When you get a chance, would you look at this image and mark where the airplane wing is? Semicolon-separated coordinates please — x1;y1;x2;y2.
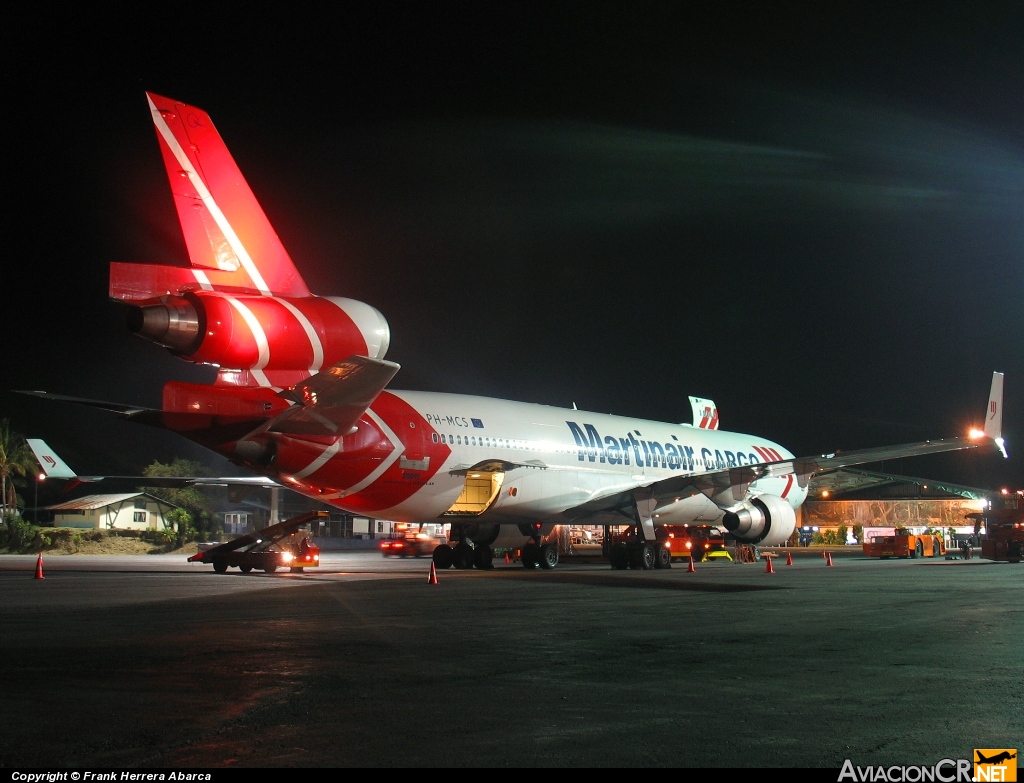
565;372;1005;522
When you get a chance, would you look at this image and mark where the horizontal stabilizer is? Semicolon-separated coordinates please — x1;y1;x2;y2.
266;356;401;436
17;390;156;418
109;261;268;302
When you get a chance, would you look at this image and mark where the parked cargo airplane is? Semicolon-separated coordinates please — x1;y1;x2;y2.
27;93;1007;571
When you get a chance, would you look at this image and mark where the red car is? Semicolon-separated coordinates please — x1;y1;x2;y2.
380;528;444;558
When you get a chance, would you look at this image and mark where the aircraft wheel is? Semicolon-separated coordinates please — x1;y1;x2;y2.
654;545;672;569
629;543;655;570
641;543;656;570
522;542;540;568
213;559;228;574
609;546;628;570
290;566;304;573
240;565;253;573
453;542;475;570
432;544;454;569
474;544;494;570
538;543;559;570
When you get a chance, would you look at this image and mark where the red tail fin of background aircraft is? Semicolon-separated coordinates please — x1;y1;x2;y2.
111;92;310;301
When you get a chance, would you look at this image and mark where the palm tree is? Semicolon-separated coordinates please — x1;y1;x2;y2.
0;419;38;520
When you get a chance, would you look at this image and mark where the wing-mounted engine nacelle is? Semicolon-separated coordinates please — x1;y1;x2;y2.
721;494;796;546
128;292;390;372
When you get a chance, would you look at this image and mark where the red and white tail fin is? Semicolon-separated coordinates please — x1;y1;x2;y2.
111;92;309;301
689;396;720;430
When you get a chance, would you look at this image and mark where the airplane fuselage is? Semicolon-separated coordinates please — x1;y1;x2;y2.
238;390;806;536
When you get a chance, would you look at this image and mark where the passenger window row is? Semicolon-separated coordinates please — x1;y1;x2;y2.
431;432;542;451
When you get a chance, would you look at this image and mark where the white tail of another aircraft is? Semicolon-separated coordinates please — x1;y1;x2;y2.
27;439;77;479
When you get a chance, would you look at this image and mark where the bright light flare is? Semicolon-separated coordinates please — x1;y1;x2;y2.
995;437;1008;458
969;428;985;439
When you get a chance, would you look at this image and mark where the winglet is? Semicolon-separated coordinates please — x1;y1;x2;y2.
984;372;1004;440
979;372;1007;458
26;439;78;479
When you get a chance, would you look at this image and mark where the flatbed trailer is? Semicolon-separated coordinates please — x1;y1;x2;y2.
863;531;945;559
188;510;327;573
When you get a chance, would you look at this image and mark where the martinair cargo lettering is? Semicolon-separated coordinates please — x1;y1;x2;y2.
31;93;1007;573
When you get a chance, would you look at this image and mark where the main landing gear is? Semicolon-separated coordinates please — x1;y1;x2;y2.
432;541;495;570
521;539;558;570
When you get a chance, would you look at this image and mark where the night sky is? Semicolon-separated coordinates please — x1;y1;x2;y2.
5;6;1023;496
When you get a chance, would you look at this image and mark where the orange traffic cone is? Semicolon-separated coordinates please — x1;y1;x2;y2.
687;555;696;572
34;553;45;580
504;551;511;564
822;549;828;559
826;552;834;567
765;555;775;574
786;551;793;566
428;561;438;584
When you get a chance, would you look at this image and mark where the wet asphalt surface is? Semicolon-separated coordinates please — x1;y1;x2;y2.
0;549;1020;768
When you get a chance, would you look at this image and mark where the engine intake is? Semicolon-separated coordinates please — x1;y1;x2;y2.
722;494;797;546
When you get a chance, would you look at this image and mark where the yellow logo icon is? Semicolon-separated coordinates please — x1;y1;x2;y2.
974;749;1017;782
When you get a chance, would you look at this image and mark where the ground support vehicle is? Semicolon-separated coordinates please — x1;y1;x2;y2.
608;526;673;570
380;524;444;558
189;511;326;573
657;524;730;562
966;509;1024;563
862;531;945;559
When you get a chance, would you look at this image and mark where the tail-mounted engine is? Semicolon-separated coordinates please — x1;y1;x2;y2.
129;292;390;376
721;494;797;546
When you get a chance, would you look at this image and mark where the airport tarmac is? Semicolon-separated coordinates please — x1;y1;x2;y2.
0;550;1020;768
